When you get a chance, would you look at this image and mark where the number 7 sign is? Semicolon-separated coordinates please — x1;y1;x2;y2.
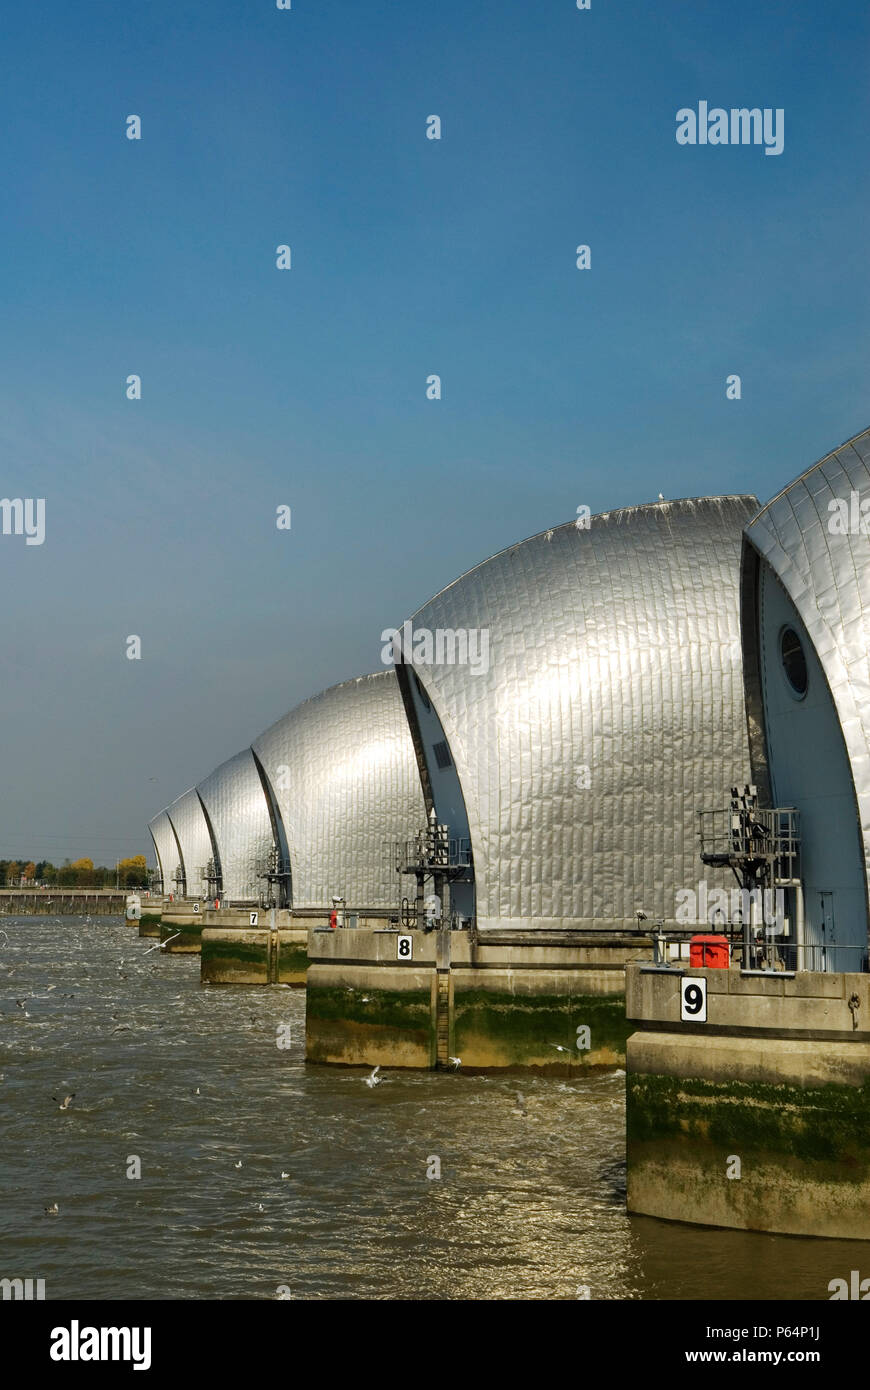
680;975;707;1022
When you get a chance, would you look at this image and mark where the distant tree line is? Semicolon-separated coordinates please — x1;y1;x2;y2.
0;856;149;889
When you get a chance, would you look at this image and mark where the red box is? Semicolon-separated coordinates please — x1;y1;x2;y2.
689;934;730;969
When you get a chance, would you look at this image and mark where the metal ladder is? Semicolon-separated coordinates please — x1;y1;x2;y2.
435;972;450;1067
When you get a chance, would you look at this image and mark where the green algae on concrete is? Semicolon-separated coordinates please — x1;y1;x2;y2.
306;980;435;1068
159;918;204;953
200;930;270;985
276;939;308;986
623;963;870;1236
199;925;308;985
453;988;630;1069
627;1070;870;1174
626;1059;870;1237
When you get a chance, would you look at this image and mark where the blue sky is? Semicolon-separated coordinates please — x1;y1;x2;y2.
0;0;868;864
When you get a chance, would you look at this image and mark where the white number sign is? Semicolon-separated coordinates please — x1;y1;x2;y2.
680;975;707;1023
397;934;413;960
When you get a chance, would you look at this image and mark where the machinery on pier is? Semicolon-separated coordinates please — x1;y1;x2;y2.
698;784;801;970
391;808;473;931
256;845;292;908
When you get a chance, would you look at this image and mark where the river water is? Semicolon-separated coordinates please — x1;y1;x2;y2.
0;915;863;1301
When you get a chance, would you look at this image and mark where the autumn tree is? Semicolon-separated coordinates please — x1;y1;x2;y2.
118;855;147;887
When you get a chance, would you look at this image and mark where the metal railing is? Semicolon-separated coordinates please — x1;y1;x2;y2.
651;927;868;975
698;805;801;884
390;836;472;873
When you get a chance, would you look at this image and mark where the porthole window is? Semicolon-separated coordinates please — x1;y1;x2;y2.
780;626;808;699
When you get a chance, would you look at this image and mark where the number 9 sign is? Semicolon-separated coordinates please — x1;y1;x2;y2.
680;976;707;1023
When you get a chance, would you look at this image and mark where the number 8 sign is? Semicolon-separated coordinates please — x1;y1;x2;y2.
397;934;413;960
680;976;707;1023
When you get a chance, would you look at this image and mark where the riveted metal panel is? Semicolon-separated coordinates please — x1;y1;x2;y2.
148;810;180;895
197;749;275;903
396;496;758;929
252;671;426;910
743;426;870;923
165;788;212;899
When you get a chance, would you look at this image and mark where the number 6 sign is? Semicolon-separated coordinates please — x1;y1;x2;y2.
680;976;707;1023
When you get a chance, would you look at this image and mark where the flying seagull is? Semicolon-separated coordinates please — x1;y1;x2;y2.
548;1043;571;1054
234;1161;242;1169
448;1056;462;1070
142;933;181;956
365;1066;381;1088
52;1094;75;1110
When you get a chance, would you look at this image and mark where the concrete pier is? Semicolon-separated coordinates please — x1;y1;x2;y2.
137;899;167;937
306;927;651;1070
625;962;870;1240
200;908;308;985
158;902;207;953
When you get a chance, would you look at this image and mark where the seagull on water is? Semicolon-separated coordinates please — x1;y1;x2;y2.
365;1066;381;1088
511;1093;527;1117
53;1093;75;1110
195;1088;200;1095
234;1161;242;1169
281;1171;290;1179
44;1203;59;1216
